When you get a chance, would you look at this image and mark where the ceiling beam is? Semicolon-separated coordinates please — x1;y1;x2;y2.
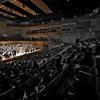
18;0;45;15
0;4;27;17
31;0;53;14
0;11;15;18
3;2;36;18
0;13;17;22
9;0;37;16
0;8;28;22
0;0;9;3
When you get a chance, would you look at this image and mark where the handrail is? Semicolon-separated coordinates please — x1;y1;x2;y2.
0;88;14;97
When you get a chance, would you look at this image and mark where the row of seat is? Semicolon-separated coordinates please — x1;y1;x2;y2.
0;44;66;100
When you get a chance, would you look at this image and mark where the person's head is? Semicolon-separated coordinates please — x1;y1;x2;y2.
76;39;80;44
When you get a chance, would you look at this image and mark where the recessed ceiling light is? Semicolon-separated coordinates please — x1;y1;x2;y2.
66;0;70;2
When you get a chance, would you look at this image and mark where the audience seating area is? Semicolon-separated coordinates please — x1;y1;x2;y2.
0;44;66;100
0;38;100;100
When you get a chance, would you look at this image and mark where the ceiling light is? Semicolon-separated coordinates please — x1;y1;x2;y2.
66;0;70;2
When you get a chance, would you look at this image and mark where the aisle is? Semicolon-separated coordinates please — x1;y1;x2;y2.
96;55;100;100
97;76;100;100
95;55;100;100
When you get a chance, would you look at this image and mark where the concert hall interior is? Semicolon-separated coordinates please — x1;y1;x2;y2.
0;0;100;100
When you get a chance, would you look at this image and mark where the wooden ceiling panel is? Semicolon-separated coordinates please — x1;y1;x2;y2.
0;13;16;21
0;4;26;17
9;0;37;16
0;11;15;18
31;0;53;14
